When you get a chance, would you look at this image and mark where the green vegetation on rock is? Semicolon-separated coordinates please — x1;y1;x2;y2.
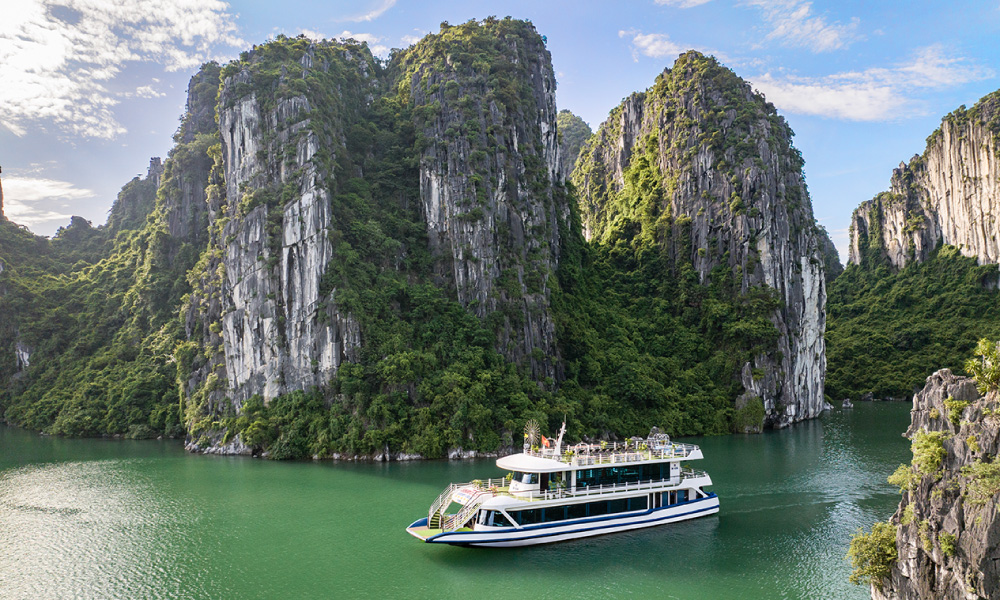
847;521;898;588
826;245;1000;401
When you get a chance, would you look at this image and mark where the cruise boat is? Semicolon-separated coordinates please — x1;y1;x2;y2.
405;423;719;547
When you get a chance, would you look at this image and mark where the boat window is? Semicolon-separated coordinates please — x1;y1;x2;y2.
543;507;566;523
567;502;587;520
608;499;628;514
574;463;668;489
478;510;502;526
513;472;538;485
678;489;688;503
628;496;648;511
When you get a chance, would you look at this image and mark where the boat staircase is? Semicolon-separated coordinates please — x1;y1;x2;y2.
427;484;491;531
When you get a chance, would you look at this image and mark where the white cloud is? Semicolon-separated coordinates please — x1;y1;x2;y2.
344;0;396;23
619;30;722;64
896;44;994;88
337;30;389;57
752;74;904;121
400;34;422;46
746;0;860;53
0;0;244;140
2;176;95;229
620;30;686;61
655;0;712;7
300;29;327;41
751;45;994;121
122;84;166;99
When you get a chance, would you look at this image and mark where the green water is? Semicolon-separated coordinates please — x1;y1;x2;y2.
0;403;911;599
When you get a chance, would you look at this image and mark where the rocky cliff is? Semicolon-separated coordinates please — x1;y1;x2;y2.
556;109;592;177
399;21;567;380
871;368;1000;599
849;91;1000;269
572;51;828;428
183;41;369;411
179;20;569;420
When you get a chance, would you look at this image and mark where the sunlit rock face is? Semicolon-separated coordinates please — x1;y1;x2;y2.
189;45;365;408
850;92;1000;269
573;51;828;428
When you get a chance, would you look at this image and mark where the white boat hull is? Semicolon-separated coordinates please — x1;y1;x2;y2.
407;493;719;547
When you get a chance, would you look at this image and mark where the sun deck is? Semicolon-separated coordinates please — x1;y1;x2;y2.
497;443;702;472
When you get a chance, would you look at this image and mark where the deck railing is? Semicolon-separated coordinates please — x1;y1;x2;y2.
523;442;700;466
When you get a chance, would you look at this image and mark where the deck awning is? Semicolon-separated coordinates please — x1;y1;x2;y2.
496;453;567;473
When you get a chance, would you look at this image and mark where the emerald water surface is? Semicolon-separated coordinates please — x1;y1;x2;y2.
1;403;910;599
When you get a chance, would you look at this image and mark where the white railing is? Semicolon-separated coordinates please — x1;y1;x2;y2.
524;442;700;466
428;478;510;526
442;491;489;531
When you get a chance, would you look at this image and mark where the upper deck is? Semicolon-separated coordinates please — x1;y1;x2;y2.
496;441;703;473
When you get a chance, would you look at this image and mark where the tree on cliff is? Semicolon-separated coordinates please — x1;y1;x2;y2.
966;338;1000;395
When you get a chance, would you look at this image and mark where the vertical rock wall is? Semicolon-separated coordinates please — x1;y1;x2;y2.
849;92;1000;269
198;42;368;406
574;51;828;427
402;20;567;380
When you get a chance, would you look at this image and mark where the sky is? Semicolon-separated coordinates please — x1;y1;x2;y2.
1;1;999;263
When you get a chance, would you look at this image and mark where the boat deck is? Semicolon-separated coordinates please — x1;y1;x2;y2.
523;443;701;466
407;525;471;539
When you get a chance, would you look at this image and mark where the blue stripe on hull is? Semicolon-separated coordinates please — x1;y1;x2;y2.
420;493;719;547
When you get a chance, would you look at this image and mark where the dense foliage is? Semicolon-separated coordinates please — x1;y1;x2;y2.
847;521;899;588
826;245;1000;401
0;164;202;438
847;521;898;588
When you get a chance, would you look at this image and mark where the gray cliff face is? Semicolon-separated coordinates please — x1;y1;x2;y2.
159;64;222;243
573;52;827;428
407;26;566;380
850;92;1000;269
197;44;367;407
874;369;1000;600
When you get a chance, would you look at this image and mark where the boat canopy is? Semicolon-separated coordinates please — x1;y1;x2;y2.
496;452;567;473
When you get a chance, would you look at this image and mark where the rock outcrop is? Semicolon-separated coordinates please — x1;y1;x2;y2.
403;21;567;379
184;41;369;409
573;51;828;428
556;109;592;177
849;91;1000;269
873;368;1000;599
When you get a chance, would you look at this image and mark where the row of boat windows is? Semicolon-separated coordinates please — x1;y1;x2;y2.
479;490;690;527
511;464;676;489
576;464;674;488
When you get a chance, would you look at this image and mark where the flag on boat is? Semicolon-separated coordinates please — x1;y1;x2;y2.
541;436;550;448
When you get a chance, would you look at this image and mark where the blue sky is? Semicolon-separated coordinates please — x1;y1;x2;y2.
2;0;999;263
